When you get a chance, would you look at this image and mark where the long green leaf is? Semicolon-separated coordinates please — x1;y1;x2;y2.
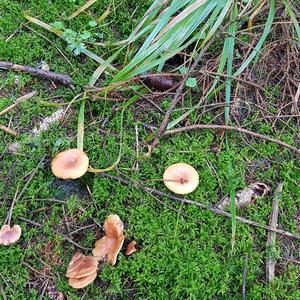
283;0;300;43
167;0;275;129
224;3;237;125
77;99;85;150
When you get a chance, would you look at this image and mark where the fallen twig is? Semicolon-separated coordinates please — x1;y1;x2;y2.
0;91;37;116
100;173;300;240
18;217;91;251
4;185;19;225
242;255;248;300
266;183;283;283
0;61;74;88
165;124;300;154
0;124;18;136
150;38;216;150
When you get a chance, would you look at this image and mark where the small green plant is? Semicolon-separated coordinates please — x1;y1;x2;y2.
51;21;102;56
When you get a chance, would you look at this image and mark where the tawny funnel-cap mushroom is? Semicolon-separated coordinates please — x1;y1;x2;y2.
163;163;199;194
51;149;89;179
92;214;124;266
0;225;21;246
66;252;98;289
125;240;137;256
68;271;97;289
66;253;98;279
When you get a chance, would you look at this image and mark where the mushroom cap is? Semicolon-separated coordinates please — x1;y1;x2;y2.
51;149;89;179
92;215;124;265
68;271;97;289
0;224;22;246
163;163;199;194
125;240;137;256
104;214;124;237
66;253;98;278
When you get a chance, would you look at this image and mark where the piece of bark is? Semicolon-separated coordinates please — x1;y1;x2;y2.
0;61;74;88
217;182;270;210
266;183;283;283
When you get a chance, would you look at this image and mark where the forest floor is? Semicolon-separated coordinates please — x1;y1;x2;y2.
0;1;299;299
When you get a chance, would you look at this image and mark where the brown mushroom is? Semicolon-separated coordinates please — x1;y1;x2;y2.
163;163;199;194
92;214;124;266
68;271;97;289
125;240;137;256
66;254;98;279
0;224;21;246
51;149;89;179
66;252;98;289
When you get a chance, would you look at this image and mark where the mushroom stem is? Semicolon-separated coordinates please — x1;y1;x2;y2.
5;185;19;226
77;99;86;151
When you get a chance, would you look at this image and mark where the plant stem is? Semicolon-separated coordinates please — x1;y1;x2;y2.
77;99;85;150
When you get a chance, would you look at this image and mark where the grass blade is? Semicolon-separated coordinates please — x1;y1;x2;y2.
77;99;85;150
88;93;140;173
224;3;237;125
68;0;98;20
167;0;275;129
283;0;300;43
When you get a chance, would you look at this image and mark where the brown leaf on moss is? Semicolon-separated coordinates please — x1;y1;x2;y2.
217;182;270;210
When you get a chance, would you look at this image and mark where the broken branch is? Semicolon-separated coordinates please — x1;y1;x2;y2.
165;124;300;154
266;183;283;283
0;125;18;136
0;61;74;88
100;173;300;240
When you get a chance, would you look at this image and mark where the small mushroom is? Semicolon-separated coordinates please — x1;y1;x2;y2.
68;272;97;289
66;254;98;279
51;149;89;179
163;163;199;194
0;224;21;246
92;214;124;266
66;252;98;289
125;240;137;256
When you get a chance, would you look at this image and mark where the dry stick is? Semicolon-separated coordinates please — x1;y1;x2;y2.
0;91;37;116
242;255;248;300
165;124;300;154
18;217;91;251
100;173;300;240
266;183;283;283
0;61;74;88
150;38;215;150
0;124;17;136
15;156;46;203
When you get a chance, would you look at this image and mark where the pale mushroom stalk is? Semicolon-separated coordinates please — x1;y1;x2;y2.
0;185;22;246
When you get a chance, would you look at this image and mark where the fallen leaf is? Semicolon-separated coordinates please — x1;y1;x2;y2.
217;182;270;210
92;214;124;265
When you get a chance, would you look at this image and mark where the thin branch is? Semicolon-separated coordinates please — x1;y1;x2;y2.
18;217;91;251
150;38;216;150
266;183;283;283
0;61;74;88
0;91;37;116
100;173;300;240
165;124;300;154
0;124;18;136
